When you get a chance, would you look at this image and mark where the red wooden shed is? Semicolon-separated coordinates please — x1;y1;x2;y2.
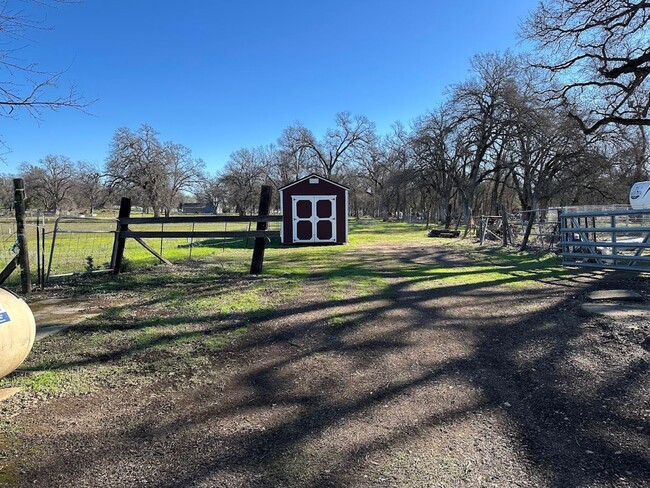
279;174;349;244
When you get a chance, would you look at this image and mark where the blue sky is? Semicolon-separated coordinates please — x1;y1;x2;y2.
0;0;539;174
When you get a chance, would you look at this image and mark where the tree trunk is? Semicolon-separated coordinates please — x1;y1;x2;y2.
519;208;536;251
444;202;453;230
462;200;473;238
501;207;510;247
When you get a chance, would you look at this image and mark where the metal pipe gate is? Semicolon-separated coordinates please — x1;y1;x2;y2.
560;208;650;271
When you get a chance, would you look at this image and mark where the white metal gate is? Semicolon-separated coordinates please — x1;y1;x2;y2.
292;195;337;243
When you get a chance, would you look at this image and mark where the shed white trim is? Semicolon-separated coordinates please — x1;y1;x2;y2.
345;190;349;243
278;173;349;192
280;191;285;244
291;195;337;243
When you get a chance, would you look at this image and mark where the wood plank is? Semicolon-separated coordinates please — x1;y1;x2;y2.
251;185;272;274
121;215;283;225
132;236;173;265
586;290;644;302
427;229;460;238
13;178;30;294
0;255;18;285
112;197;132;275
49;269;113;279
122;230;281;239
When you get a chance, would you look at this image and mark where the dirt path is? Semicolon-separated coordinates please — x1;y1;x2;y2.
2;243;650;487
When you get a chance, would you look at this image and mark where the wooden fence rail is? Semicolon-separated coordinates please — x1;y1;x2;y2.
120;230;280;239
121;215;282;225
112;186;280;275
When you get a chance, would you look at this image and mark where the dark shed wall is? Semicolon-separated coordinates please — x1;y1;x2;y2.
281;178;347;244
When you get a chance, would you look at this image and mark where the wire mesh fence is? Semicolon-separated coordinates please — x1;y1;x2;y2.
41;214;283;280
0;212;20;269
0;212;279;285
0;180;281;288
120;217;283;265
45;216;118;280
0;211;61;285
478;209;562;251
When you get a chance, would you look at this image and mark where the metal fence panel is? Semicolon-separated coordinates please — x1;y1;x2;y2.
560;208;650;271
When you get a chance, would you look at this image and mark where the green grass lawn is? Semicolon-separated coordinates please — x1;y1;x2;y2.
0;215;430;283
0;219;567;398
0;213;280;285
0;215;566;288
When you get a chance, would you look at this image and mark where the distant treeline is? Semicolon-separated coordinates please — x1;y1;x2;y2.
3;1;648;233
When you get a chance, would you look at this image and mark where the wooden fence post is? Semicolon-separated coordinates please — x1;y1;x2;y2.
250;185;272;275
111;197;132;275
13;178;31;294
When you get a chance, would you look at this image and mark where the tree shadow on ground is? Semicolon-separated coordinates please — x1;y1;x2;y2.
14;245;650;487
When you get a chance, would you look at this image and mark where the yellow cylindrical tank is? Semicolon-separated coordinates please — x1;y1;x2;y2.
0;288;35;379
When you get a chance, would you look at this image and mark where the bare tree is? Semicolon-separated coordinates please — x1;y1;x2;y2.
277;127;314;183
492;68;587;213
105;125;166;216
194;172;226;213
252;144;284;190
372;123;418;219
220;148;266;215
20;154;75;211
0;174;13;209
448;53;518;235
355;136;390;217
105;125;204;217
610;126;649;182
159;143;205;216
0;1;89;134
284;112;375;178
411;110;461;228
523;0;650;133
73;161;112;214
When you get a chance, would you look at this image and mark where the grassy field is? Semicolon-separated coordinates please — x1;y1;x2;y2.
0;213;283;285
0;213;477;284
4;220;647;487
0;220;566;397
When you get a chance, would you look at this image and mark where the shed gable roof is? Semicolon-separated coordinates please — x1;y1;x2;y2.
278;173;349;192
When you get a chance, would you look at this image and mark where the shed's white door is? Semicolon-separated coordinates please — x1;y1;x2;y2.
292;196;337;243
